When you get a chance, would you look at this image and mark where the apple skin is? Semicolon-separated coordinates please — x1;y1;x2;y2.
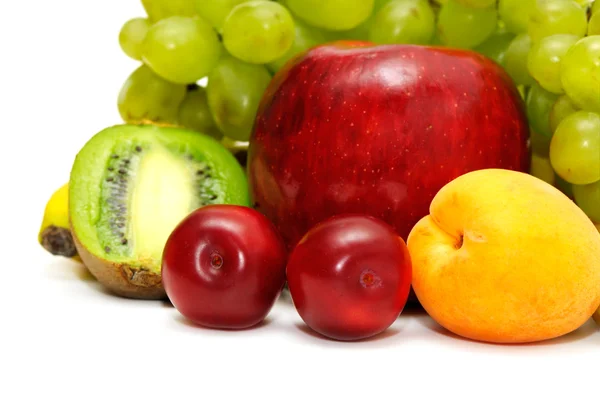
249;42;530;249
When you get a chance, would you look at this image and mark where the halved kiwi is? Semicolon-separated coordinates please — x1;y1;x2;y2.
69;124;249;299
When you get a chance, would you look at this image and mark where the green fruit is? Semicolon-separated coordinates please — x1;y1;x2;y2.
527;34;579;94
573;181;600;224
196;0;254;31
555;174;574;199
474;30;515;66
549;111;600;185
118;65;186;124
527;0;587;42
454;0;495;7
267;20;326;73
560;36;600;113
526;82;558;139
206;55;272;142
142;16;222;84
286;0;375;31
178;85;223;140
69;124;249;299
436;0;497;49
530;129;552;157
549;95;578;133
222;1;295;64
504;34;535;86
141;0;198;22
118;18;150;61
499;0;535;34
589;11;600;36
530;152;556;186
368;0;436;45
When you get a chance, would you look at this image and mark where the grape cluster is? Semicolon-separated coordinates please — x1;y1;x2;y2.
117;0;600;224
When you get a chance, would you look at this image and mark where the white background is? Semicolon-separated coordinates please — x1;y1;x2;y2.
0;1;598;397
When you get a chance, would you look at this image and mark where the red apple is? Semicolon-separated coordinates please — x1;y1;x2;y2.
249;42;530;250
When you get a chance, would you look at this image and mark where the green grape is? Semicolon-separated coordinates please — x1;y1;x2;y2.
142;16;222;84
530;129;552;156
593;0;600;14
549;111;600;185
549;95;579;133
527;34;579;94
206;56;272;141
527;83;559;138
573;181;600;223
555;175;574;198
530;152;556;185
589;12;600;36
560;36;600;113
267;21;326;73
373;0;394;11
437;1;497;49
499;0;535;33
333;21;372;41
196;0;254;31
178;86;223;140
286;0;375;31
454;0;496;7
517;85;528;100
141;0;197;22
504;34;535;86
223;1;295;64
474;30;516;66
430;33;443;46
517;84;530;101
336;3;379;41
329;0;392;40
119;18;150;61
368;0;435;45
118;65;186;124
528;0;587;42
317;28;343;43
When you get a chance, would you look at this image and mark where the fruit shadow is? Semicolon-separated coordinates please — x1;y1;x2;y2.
174;313;274;333
44;257;95;282
277;286;294;306
416;313;598;347
292;301;425;347
294;323;402;346
44;258;175;304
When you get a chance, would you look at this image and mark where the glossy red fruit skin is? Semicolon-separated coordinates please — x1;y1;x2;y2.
286;215;412;341
162;205;287;329
249;42;530;250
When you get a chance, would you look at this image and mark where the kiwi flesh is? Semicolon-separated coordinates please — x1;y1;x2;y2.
69;124;249;299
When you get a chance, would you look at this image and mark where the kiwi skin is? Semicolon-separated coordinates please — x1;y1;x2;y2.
72;229;166;300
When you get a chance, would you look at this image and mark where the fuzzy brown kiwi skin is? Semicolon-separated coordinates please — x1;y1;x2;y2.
71;228;166;300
